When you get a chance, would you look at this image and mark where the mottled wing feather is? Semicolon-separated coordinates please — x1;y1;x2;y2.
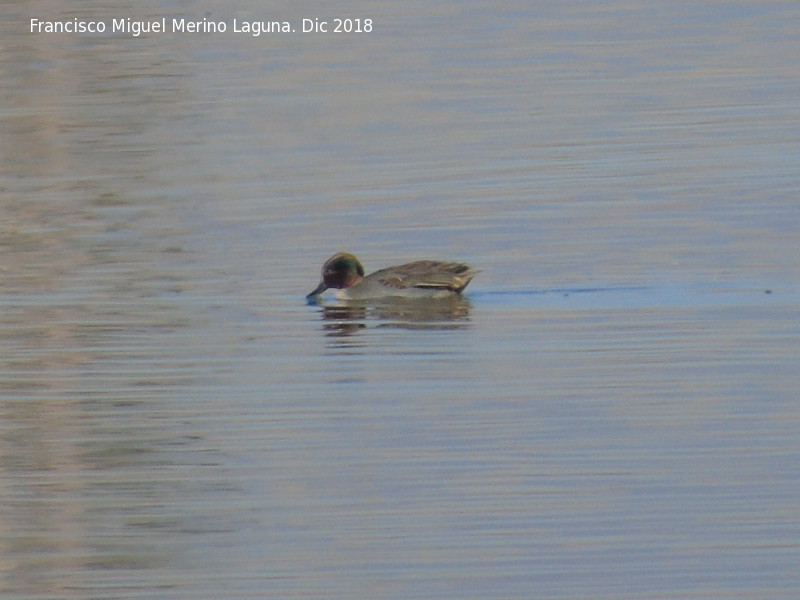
377;275;410;289
376;261;477;292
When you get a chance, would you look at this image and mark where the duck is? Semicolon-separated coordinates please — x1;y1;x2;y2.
307;252;478;300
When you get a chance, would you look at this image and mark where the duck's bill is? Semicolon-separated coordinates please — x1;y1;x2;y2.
306;281;328;299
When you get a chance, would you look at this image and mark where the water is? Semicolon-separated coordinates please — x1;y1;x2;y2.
2;1;799;598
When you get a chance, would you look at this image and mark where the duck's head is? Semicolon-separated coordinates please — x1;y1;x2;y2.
306;252;366;298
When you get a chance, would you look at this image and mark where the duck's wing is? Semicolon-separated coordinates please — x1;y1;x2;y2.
374;261;478;292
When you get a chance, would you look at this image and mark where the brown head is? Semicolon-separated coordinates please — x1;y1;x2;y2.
306;252;366;298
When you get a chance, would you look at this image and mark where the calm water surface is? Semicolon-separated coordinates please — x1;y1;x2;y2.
2;1;799;599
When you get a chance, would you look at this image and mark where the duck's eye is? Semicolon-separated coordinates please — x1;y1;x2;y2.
328;257;363;277
327;258;348;274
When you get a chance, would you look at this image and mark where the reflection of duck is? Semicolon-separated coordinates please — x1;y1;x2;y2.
307;252;479;301
318;296;473;335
